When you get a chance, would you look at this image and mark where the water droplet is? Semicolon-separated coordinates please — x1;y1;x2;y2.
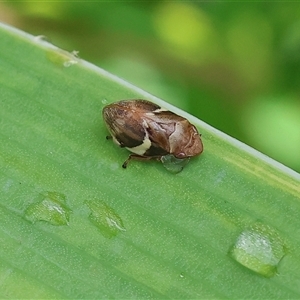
63;60;78;68
86;200;126;238
230;223;286;277
102;98;108;105
46;48;79;68
34;35;50;42
24;191;71;226
160;154;190;173
71;50;79;57
179;273;184;278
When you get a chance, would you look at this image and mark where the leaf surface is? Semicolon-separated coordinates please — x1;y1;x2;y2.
1;23;300;299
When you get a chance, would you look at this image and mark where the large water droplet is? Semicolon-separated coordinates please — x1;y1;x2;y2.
24;191;71;226
160;154;190;173
86;201;126;238
231;223;286;277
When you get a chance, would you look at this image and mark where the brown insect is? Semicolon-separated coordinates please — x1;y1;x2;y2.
102;99;203;169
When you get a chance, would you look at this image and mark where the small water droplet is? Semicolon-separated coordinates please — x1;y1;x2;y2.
24;191;71;226
86;200;126;238
160;154;190;173
71;50;79;57
102;98;108;105
179;273;184;278
46;48;79;68
34;35;50;42
63;61;76;67
230;223;286;277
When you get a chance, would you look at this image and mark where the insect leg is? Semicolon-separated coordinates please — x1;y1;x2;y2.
122;154;153;169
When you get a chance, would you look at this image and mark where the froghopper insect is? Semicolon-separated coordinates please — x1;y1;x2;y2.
102;99;203;170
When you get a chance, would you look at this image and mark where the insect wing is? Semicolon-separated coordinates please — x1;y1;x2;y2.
103;103;146;148
169;120;203;158
142;111;178;156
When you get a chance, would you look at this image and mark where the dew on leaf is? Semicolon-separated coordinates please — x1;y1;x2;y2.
34;35;50;42
46;48;79;67
86;200;126;238
24;191;71;226
102;98;108;105
230;223;286;277
160;154;190;173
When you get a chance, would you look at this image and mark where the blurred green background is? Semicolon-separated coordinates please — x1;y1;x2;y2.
1;1;300;173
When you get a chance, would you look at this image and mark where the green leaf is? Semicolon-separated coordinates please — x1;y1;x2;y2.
1;23;300;299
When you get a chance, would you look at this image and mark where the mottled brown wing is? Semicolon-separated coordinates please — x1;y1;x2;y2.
113;99;160;113
102;102;146;148
169;120;203;157
142;111;183;156
144;111;203;158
